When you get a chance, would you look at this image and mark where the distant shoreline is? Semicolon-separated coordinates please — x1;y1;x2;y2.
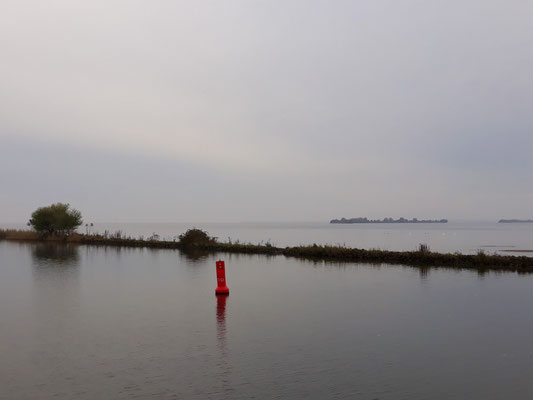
2;228;533;272
498;219;533;223
330;217;448;224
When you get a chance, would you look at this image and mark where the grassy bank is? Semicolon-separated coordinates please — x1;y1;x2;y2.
1;228;533;272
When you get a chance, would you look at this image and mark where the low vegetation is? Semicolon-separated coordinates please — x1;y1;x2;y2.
1;228;533;272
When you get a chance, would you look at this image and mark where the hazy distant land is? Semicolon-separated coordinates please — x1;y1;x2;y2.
330;217;448;224
498;219;533;223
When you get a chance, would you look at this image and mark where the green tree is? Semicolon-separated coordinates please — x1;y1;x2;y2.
28;203;83;236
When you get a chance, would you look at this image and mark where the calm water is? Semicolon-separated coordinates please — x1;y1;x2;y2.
1;241;533;399
4;221;533;255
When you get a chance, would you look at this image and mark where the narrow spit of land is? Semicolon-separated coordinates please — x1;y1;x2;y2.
1;229;533;273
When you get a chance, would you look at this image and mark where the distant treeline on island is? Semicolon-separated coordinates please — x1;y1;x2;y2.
499;219;533;223
330;217;448;224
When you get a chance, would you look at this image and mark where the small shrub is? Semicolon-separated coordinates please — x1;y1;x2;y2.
178;228;217;247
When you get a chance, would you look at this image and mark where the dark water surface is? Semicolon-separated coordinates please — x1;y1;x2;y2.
1;241;533;399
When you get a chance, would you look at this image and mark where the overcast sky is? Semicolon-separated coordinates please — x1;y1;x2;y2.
1;0;532;222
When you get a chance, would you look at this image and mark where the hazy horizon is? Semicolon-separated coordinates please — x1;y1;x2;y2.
1;1;532;223
0;218;527;225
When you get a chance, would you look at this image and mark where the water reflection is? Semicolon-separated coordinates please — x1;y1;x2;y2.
419;266;430;281
30;243;80;287
31;243;80;272
216;294;228;353
180;247;210;262
29;244;81;360
215;294;232;397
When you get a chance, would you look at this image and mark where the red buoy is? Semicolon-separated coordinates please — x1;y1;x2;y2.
215;260;229;295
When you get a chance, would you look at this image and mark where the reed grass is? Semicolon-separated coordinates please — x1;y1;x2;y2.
0;229;41;240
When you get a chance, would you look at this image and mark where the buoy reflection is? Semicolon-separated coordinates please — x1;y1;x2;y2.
216;294;228;353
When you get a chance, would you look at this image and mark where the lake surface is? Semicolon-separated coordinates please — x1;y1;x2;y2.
1;240;533;399
4;221;533;255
